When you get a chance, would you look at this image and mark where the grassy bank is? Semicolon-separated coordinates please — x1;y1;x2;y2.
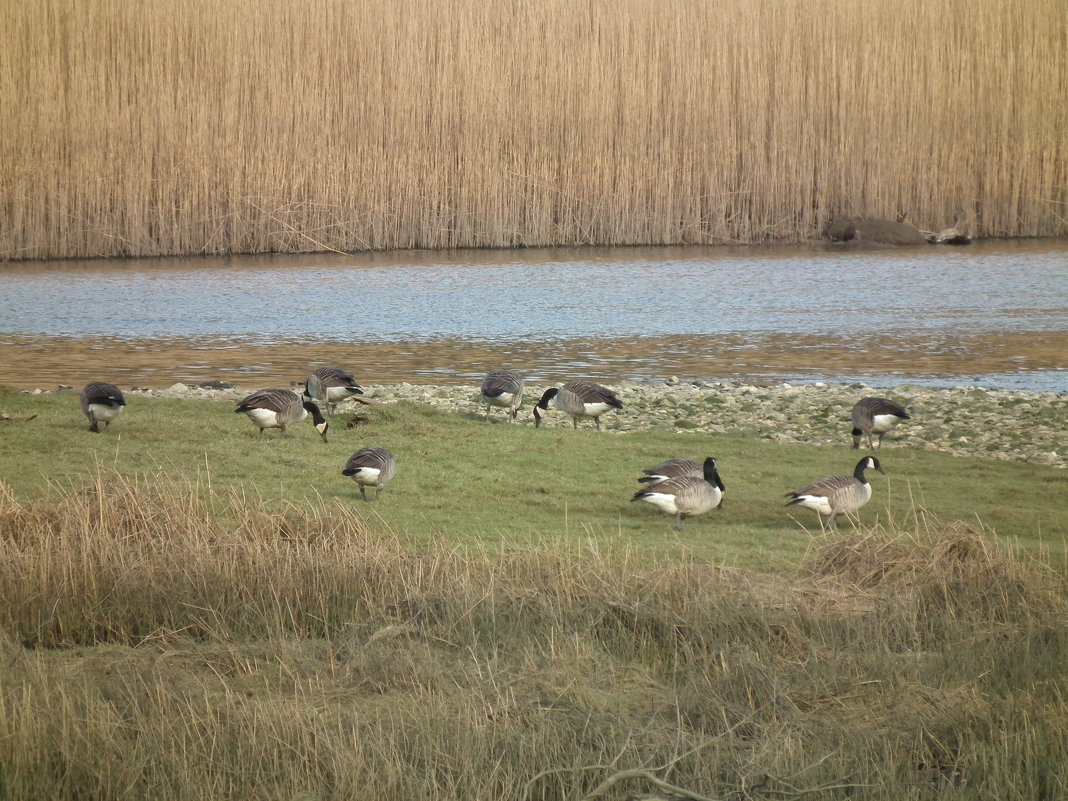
2;387;1067;798
2;0;1066;259
2;475;1067;799
1;386;1065;566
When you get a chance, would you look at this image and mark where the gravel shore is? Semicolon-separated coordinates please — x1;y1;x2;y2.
43;377;1060;470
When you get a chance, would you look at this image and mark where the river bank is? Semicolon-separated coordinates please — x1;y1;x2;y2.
20;378;1066;469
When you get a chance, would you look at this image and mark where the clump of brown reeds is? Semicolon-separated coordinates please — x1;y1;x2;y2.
1;473;1066;800
804;518;1065;609
1;0;1065;260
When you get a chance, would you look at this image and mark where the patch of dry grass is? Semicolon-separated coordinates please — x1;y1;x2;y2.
1;472;1066;799
1;0;1065;259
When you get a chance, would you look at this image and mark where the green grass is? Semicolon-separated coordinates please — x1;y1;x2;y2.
1;385;1065;571
2;385;1068;800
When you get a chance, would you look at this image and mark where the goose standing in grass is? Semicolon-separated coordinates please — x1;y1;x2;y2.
637;457;703;486
342;447;396;501
533;381;623;430
632;456;725;531
785;456;884;531
480;369;524;422
234;388;329;442
304;367;365;416
80;381;126;433
851;397;911;449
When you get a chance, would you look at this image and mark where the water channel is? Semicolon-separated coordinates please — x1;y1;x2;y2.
2;239;1066;392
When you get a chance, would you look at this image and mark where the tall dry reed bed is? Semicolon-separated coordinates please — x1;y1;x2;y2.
1;0;1065;260
1;474;1066;799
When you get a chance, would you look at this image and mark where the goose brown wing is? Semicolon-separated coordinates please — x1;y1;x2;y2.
639;458;702;483
236;388;298;413
481;370;523;397
314;367;359;388
854;397;909;422
648;475;720;515
308;368;362;398
81;382;125;407
565;381;623;408
789;474;856;499
345;447;397;482
674;476;722;515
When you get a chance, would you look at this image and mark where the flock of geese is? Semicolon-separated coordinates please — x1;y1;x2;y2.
76;367;912;532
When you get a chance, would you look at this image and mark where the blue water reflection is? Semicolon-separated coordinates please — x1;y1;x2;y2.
6;241;1066;341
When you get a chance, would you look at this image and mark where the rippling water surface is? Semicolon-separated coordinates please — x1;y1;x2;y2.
2;240;1066;391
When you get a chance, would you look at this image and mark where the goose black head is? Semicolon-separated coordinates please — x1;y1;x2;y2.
702;456;726;493
851;426;864;449
701;456;719;480
535;387;559;409
533;388;560;427
304;400;329;443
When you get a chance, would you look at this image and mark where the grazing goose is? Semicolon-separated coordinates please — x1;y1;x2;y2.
637;457;702;486
234;388;329;442
480;369;525;422
632;456;726;531
785;456;884;531
851;397;910;449
533;381;623;430
80;381;126;433
304;367;365;416
342;447;397;501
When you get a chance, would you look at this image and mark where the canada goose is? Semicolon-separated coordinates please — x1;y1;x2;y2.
632;456;725;531
304;367;365;416
851;397;910;449
533;381;623;430
80;381;126;433
480;369;524;422
342;447;397;501
785;456;884;531
637;457;702;486
235;388;328;442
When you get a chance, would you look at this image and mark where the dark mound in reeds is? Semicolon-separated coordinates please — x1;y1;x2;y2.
824;217;930;245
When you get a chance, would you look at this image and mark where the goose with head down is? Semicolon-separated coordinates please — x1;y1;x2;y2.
342;447;397;501
480;369;524;422
533;381;623;431
235;388;329;442
851;397;910;449
304;367;365;416
80;381;126;433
